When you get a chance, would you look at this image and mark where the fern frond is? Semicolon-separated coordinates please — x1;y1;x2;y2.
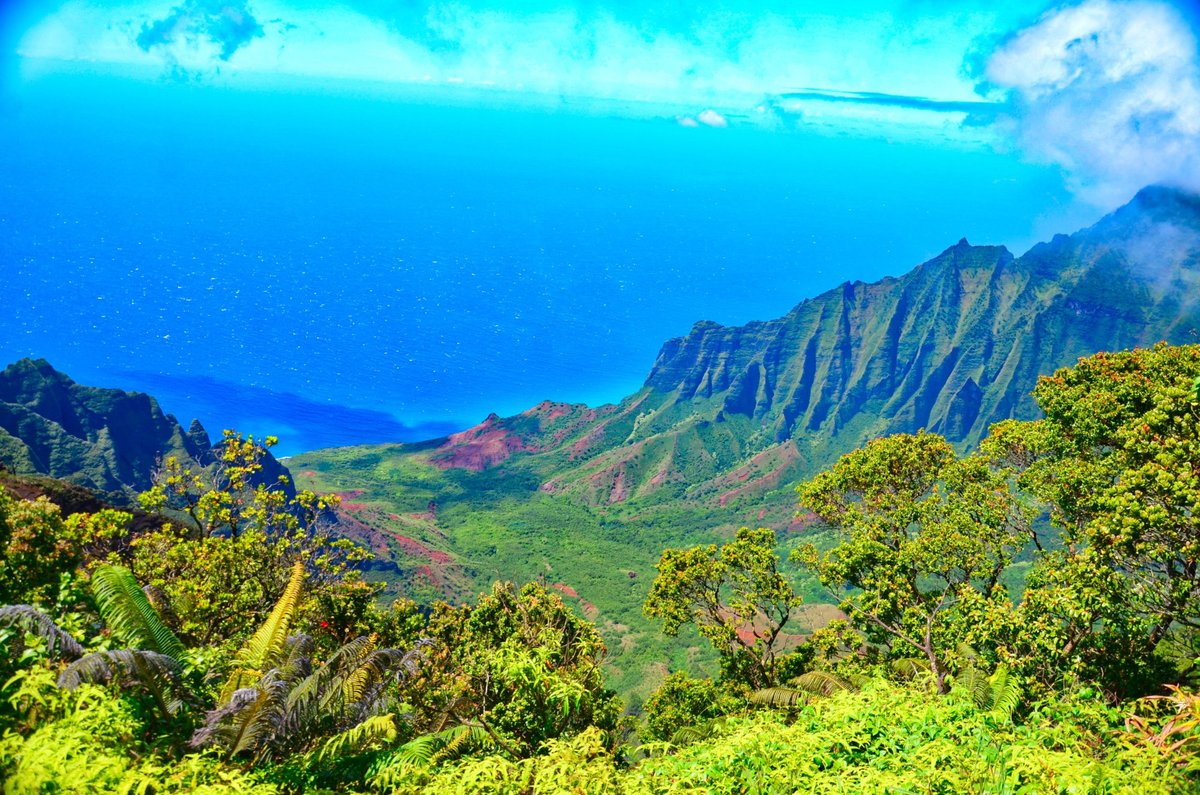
750;686;807;707
311;714;399;764
89;565;186;661
671;716;728;745
790;670;858;696
433;724;492;763
951;666;992;710
389;733;440;767
383;723;492;769
0;604;83;659
219;562;306;704
989;665;1022;722
193;678;289;759
955;642;981;664
59;650;185;715
890;658;930;680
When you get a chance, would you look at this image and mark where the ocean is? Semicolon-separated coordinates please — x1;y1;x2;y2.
0;73;1087;454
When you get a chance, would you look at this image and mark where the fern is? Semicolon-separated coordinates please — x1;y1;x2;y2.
193;678;289;760
89;565;186;661
378;723;493;772
791;670;858;696
310;714;399;764
219;562;305;704
669;716;729;746
890;658;930;680
951;666;993;710
0;604;83;659
988;665;1022;722
58;650;186;717
749;687;808;707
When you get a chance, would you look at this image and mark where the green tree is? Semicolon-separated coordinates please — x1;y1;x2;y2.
0;489;82;605
414;581;622;758
641;672;740;743
644;527;801;689
982;343;1200;691
132;431;368;648
795;432;1028;693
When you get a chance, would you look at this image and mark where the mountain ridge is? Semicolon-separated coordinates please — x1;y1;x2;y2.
0;358;293;501
396;185;1200;507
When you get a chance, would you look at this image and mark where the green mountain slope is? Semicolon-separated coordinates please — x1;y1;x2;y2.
289;185;1200;697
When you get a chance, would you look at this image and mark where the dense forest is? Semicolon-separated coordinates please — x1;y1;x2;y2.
4;342;1200;793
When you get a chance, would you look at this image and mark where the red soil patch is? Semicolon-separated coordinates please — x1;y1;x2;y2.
551;582;579;599
431;414;526;471
301;470;317;478
717;442;800;506
608;466;629;503
390;532;452;564
415;564;441;588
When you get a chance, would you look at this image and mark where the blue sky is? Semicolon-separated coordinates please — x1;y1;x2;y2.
2;1;1199;452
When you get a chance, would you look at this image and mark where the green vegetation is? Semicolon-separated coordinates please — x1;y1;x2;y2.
6;343;1200;792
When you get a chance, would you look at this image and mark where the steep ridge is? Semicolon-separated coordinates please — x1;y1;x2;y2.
413;186;1200;506
0;358;293;501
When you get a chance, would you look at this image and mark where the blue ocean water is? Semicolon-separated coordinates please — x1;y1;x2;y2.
0;74;1087;454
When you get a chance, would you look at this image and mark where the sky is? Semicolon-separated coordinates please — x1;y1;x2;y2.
1;0;1199;453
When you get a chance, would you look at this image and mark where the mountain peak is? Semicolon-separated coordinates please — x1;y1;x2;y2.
1130;184;1200;213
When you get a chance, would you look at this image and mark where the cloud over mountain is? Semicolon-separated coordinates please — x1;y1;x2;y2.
979;0;1200;204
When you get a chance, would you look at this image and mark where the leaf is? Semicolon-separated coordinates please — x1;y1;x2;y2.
88;565;186;661
951;666;992;711
311;714;399;764
790;670;858;696
219;561;306;704
59;649;186;716
749;686;807;707
890;658;930;680
0;604;83;659
988;665;1022;722
192;678;289;759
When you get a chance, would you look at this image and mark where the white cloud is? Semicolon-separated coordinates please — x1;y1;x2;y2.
696;108;728;127
14;1;1041;140
981;0;1200;204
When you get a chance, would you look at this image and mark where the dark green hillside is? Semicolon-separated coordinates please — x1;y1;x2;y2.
0;358;292;503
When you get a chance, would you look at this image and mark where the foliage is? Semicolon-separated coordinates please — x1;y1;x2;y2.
795;432;1029;692
0;490;80;605
624;680;1185;794
980;343;1200;695
89;564;187;661
1123;686;1200;772
131;431;368;649
411;581;623;759
645;527;802;688
641;672;741;743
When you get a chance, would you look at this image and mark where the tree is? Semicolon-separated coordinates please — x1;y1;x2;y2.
0;489;80;605
413;581;622;758
641;673;740;743
795;432;1028;693
982;343;1200;689
644;527;801;689
131;430;368;647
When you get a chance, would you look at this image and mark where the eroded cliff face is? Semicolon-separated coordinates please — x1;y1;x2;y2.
0;359;294;501
427;186;1200;505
